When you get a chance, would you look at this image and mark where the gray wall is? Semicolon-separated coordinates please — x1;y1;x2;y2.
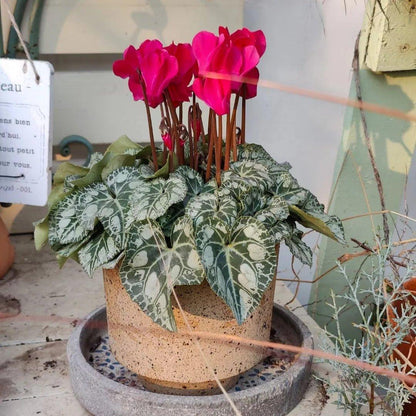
244;0;365;304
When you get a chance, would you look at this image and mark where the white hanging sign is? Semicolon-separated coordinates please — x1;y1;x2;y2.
0;58;53;206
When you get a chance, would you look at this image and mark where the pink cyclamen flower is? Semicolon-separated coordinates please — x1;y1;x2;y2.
226;26;266;99
164;43;197;108
113;40;179;108
162;132;173;151
113;45;145;101
192;30;241;115
191;27;266;115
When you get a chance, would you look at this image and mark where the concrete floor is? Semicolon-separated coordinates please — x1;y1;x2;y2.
0;234;341;416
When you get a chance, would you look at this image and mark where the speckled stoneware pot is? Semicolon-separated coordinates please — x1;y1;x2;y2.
103;267;277;395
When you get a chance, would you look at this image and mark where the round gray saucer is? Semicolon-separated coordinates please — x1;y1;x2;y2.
67;304;313;416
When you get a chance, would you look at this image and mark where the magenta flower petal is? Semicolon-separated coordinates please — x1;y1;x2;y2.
162;132;173;151
165;43;196;107
128;74;144;101
192;31;220;72
242;67;259;99
141;50;178;107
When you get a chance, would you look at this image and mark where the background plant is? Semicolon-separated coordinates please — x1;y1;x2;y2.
319;241;416;415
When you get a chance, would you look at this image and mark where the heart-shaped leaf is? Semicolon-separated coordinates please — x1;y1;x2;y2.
127;175;187;222
79;231;121;276
186;192;238;228
196;216;277;324
172;166;204;200
255;195;290;228
120;216;205;331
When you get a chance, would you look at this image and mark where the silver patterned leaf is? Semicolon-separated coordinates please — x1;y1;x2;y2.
171;165;204;200
102;251;125;270
79;232;121;276
186;192;238;228
87;152;104;168
238;188;269;217
120;216;205;331
48;182;124;247
255;195;290;228
284;233;313;267
227;160;274;192
127;175;187;222
48;188;95;246
196;216;277;324
271;221;294;242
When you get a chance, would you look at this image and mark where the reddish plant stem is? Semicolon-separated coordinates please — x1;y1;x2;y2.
205;110;215;182
140;79;158;171
224;112;231;171
165;94;184;166
179;104;183;124
216;115;222;185
227;94;240;168
188;107;194;170
240;85;246;147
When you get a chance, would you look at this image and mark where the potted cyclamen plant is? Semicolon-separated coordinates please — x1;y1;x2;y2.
35;27;345;395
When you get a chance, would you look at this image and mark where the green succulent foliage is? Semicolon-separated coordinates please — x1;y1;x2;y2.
120;216;205;331
196;216;277;324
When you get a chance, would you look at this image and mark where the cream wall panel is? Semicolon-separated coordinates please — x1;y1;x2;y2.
52;70;149;144
39;0;243;54
365;0;416;72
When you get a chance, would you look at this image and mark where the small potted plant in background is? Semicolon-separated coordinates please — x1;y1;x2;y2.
35;26;345;395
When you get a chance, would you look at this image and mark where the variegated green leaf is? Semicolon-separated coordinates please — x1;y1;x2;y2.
238;188;269;217
120;216;205;331
196;216;276;324
53;162;89;186
270;221;294;242
172;166;204;200
158;203;185;237
48;188;94;245
79;232;121;276
87;152;104;168
200;178;218;194
284;232;313;267
236;144;292;180
48;182;124;246
101;154;136;180
237;143;275;162
34;216;49;250
102;251;125;270
289;205;345;244
255;195;290;228
225;160;274;193
104;135;143;156
55;234;93;268
186;192;238;227
127;175;187;222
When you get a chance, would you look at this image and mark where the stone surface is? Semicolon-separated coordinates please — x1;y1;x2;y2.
68;305;313;416
0;234;343;416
